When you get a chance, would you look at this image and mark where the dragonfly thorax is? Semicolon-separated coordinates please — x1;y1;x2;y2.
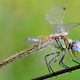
49;32;68;39
59;32;68;36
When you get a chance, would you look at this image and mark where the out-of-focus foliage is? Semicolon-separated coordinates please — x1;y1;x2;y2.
0;0;80;80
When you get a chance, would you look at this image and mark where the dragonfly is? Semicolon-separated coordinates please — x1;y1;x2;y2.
27;6;80;73
0;6;80;73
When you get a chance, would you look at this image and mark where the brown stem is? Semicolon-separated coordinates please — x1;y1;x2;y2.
32;64;80;80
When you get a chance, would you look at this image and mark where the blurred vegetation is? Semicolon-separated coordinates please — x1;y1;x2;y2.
0;0;80;80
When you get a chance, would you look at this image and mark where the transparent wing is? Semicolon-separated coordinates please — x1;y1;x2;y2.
64;23;80;32
27;36;51;45
27;36;57;48
46;6;66;25
45;6;66;33
27;36;42;45
52;23;80;33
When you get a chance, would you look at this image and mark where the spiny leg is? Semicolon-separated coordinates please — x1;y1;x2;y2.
49;53;59;72
45;54;52;73
72;52;80;65
45;53;55;73
59;55;69;69
72;59;80;64
45;52;60;73
48;53;60;73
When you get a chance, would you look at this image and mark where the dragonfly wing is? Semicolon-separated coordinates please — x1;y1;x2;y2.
37;39;59;54
64;23;80;32
27;36;51;45
53;24;65;33
45;6;66;33
27;36;57;49
27;36;41;45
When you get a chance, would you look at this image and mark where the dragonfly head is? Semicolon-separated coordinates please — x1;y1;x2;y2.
72;40;80;52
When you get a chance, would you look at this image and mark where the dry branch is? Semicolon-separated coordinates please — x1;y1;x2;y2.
32;64;80;80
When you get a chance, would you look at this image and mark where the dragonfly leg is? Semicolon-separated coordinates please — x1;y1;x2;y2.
45;51;60;73
72;59;80;64
72;52;80;65
59;55;69;69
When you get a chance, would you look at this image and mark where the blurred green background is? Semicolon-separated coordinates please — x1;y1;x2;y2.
0;0;80;80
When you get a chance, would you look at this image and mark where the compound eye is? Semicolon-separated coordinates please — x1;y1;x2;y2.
72;41;80;52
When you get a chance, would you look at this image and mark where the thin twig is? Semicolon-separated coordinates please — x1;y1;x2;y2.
32;64;80;80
